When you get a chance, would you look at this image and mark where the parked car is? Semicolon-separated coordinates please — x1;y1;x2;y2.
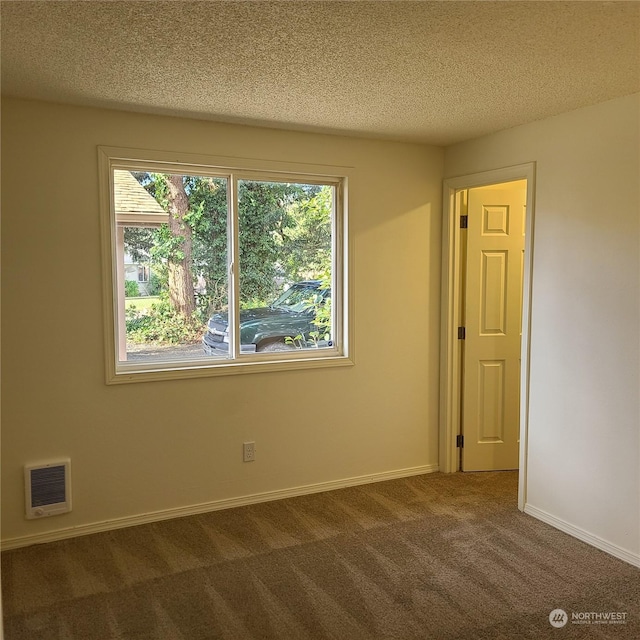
202;280;331;354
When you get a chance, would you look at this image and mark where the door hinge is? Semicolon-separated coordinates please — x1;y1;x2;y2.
458;326;466;340
456;435;464;448
460;215;468;229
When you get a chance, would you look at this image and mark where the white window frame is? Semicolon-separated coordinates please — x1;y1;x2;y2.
98;146;352;384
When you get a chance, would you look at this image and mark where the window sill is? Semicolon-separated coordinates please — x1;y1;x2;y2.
107;352;354;385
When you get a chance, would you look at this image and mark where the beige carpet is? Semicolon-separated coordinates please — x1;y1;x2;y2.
2;472;638;639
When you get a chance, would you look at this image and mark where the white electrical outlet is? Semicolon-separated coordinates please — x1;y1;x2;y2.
243;441;256;462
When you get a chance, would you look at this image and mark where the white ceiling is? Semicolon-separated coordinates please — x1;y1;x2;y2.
2;1;639;145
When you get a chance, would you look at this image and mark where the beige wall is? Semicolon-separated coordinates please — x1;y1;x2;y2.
5;94;636;563
1;98;443;543
446;94;640;560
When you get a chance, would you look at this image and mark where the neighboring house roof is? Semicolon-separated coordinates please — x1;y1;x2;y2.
114;170;168;227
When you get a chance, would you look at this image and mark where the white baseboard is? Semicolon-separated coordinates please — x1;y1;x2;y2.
524;504;640;568
1;464;439;551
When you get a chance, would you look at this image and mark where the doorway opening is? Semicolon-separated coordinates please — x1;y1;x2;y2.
439;164;535;511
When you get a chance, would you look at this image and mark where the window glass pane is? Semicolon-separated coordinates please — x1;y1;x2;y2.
236;180;333;354
114;170;229;364
136;265;150;283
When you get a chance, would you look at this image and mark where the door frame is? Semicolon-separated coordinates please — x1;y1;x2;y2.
439;163;536;511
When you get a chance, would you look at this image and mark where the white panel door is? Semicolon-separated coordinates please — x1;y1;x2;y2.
462;182;526;471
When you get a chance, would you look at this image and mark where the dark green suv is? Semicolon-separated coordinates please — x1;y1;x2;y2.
202;281;331;354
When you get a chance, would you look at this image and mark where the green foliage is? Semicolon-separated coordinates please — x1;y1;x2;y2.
311;275;332;341
185;175;228;311
125;298;203;344
284;278;332;349
238;180;308;303
239;295;270;310
278;186;332;281
125;172;333;346
123;227;154;263
124;280;140;298
147;271;163;296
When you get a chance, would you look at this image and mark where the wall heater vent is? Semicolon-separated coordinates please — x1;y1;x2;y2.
25;460;72;519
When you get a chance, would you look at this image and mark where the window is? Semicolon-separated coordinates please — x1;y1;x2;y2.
137;265;150;283
99;148;349;383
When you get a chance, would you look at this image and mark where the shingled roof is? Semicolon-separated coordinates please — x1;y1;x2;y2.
114;170;168;226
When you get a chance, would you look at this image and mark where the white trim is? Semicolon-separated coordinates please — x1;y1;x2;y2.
524;504;640;568
99;145;355;177
0;464;439;551
439;163;536;513
107;353;354;385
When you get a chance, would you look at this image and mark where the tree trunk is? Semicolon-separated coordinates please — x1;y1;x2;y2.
166;175;196;318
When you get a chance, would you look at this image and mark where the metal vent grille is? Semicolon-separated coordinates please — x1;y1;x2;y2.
25;460;71;518
30;465;66;507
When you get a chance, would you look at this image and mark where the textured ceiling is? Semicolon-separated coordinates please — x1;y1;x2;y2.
2;1;639;145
